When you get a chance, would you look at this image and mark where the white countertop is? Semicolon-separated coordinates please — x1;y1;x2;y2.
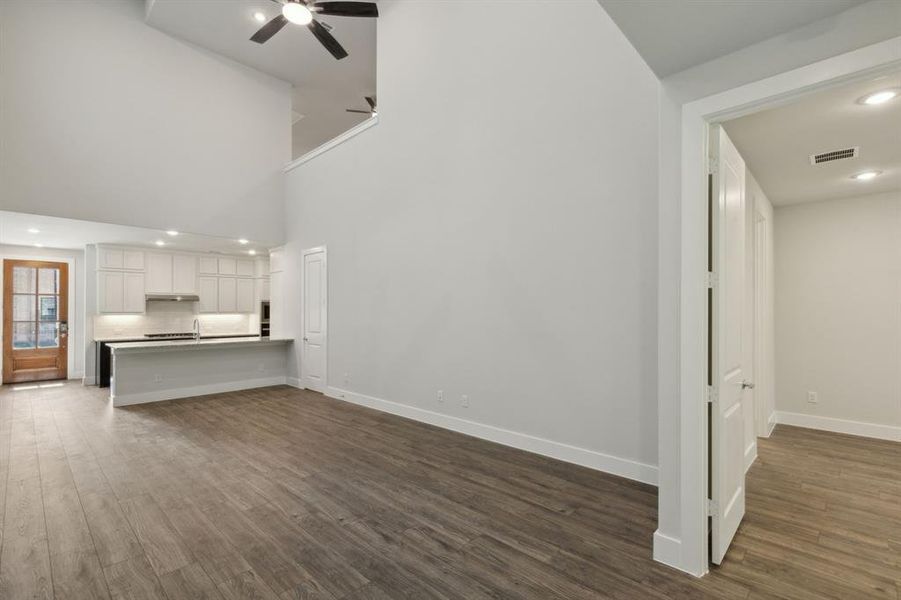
108;337;292;353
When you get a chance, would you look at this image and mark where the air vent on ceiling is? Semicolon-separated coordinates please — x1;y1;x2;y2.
809;146;859;165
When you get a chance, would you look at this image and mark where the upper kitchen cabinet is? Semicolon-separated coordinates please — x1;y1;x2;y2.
98;271;145;314
99;247;144;271
199;256;218;275
146;252;198;294
218;257;237;276
145;252;174;294
172;254;197;294
236;259;254;277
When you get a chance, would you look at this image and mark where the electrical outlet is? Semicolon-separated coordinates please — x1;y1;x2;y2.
461;394;469;408
257;363;265;373
807;391;818;404
153;374;162;383
437;390;444;403
344;372;350;385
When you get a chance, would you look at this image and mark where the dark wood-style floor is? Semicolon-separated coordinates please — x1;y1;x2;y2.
0;383;898;599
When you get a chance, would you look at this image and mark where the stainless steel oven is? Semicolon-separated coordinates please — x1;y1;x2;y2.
260;301;270;337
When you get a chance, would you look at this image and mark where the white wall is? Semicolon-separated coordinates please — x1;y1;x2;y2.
0;245;85;380
284;0;660;482
775;191;900;434
0;0;291;243
654;3;899;568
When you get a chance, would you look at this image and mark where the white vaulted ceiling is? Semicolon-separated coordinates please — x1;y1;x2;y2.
144;0;376;155
597;0;867;77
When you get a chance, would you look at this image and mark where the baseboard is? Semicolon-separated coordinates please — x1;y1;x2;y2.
83;375;96;386
286;377;303;389
112;376;287;407
775;411;901;442
653;530;686;573
69;371;84;380
765;412;776;437
323;386;658;486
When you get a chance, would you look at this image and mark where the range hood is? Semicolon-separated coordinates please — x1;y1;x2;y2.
145;293;200;302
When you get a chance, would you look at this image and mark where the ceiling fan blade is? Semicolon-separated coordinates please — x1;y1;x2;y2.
250;14;289;44
308;19;348;59
346;109;371;114
365;96;376;110
312;2;379;17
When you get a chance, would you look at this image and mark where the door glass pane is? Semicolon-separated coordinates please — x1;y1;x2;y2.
38;322;59;348
38;268;59;294
13;267;36;293
13;294;36;320
39;296;58;321
12;322;36;349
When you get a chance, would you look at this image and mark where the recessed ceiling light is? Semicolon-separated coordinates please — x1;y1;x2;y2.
859;89;898;105
851;170;881;181
27;228;40;234
34;243;44;248
253;11;266;22
238;238;249;245
155;240;166;246
248;249;257;255
166;230;179;236
282;2;312;25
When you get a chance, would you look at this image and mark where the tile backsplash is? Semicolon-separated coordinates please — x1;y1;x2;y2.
93;302;255;340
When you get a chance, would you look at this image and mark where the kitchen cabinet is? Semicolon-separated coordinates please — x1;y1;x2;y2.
99;248;145;271
146;253;197;295
198;277;218;313
146;253;173;293
236;278;254;313
217;277;237;313
236;259;254;277
199;256;218;275
172;254;197;294
99;271;145;314
218;258;237;276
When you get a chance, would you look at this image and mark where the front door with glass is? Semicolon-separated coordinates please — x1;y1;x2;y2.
2;260;68;383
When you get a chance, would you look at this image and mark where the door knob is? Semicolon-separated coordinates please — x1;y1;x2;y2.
741;380;755;390
303;337;308;341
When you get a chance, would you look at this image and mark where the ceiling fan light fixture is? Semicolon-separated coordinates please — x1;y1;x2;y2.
282;2;313;25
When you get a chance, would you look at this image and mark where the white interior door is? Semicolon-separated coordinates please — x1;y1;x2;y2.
710;125;747;565
302;247;327;392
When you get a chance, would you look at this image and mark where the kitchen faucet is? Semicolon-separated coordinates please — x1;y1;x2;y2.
193;318;200;340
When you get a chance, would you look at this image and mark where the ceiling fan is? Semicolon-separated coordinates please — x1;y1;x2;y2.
346;96;376;115
251;1;378;60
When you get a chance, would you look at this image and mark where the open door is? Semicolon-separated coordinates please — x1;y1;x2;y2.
709;125;748;564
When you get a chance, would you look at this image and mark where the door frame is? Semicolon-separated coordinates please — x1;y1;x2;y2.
2;259;70;383
0;252;79;383
666;38;901;577
752;210;771;439
300;245;327;392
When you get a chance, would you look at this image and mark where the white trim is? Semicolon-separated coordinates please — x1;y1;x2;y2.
653;531;683;572
323;385;659;486
765;412;776;437
284;116;379;172
775;411;901;442
671;37;901;578
0;252;79;381
111;375;287;407
286;376;303;389
83;375;96;386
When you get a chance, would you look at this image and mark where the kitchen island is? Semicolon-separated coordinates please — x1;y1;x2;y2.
108;337;293;406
